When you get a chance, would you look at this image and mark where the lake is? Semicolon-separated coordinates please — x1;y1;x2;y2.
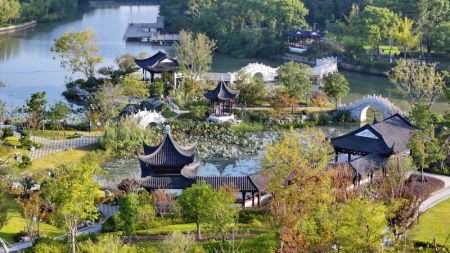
0;3;446;113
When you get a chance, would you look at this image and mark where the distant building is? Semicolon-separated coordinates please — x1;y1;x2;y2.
287;29;327;53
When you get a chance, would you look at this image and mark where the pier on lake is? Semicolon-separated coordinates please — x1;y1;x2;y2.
123;16;180;43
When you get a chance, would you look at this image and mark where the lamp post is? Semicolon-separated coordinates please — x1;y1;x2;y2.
89;104;93;132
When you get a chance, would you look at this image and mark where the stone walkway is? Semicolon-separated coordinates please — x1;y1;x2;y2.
29;135;99;160
419;172;450;213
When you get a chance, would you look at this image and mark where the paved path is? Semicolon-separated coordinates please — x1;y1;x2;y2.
0;224;102;253
29;135;99;160
419;172;450;213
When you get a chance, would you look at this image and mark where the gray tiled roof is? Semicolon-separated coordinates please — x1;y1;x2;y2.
134;51;179;73
204;80;239;101
331;114;418;156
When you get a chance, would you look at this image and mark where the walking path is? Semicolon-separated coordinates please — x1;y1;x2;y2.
419;172;450;213
29;135;99;160
0;205;118;253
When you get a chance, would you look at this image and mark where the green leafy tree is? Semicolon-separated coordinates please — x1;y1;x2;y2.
150;80;165;98
41;163;100;253
0;183;8;253
93;81;125;125
0;0;20;25
25;92;48;131
431;21;450;54
177;181;215;239
321;73;350;108
357;6;399;60
387;59;447;109
120;73;149;103
332;198;387;253
277;61;313;113
394;17;421;59
262;129;334;252
175;30;216;87
52;29;103;80
47;101;70;136
415;0;450;58
118;193;138;235
409;125;446;181
235;70;267;110
206;187;239;241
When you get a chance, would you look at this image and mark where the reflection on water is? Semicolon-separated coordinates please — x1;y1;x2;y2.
98;124;360;185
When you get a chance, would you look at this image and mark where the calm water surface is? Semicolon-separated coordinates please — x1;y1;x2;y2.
98;124;359;185
1;4;447;112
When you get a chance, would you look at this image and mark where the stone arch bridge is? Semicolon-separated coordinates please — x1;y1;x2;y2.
337;95;404;122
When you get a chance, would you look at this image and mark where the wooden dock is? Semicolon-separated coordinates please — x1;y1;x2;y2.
123;16;179;43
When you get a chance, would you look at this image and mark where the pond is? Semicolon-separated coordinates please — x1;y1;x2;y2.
97;124;360;186
1;3;447;113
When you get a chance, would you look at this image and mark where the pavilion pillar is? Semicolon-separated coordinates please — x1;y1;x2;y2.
257;192;261;207
348;153;351;162
251;192;255;208
335;150;339;163
151;72;155;83
242;192;246;208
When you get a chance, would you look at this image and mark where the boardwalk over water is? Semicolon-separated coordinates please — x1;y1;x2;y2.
123;16;179;42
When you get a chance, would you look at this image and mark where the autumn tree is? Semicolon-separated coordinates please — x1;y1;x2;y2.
321;73;350;108
262;129;334;252
276;61;313;113
17;193;41;241
387;59;447;109
41;163;100;253
52;29;103;80
332;198;387;253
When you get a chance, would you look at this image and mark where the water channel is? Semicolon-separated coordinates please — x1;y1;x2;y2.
0;3;446;183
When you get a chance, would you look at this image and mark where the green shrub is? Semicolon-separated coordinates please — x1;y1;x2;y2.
30;238;66;253
238;208;267;224
99;120;160;158
161;111;177;118
2;127;14;138
101;214;122;233
243;110;270;123
317;113;331;125
301;109;310;116
158;103;170;112
334;110;352;123
20;155;32;168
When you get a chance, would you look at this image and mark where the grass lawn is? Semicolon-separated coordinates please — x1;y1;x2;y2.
0;195;64;243
26;144;101;173
30;130;101;140
410;198;450;245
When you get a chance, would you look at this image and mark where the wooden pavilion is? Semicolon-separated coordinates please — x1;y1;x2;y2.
134;51;179;82
204;80;239;122
331;113;420;181
138;125;267;207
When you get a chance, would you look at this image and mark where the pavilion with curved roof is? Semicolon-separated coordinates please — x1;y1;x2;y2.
134;51;179;82
138;125;267;207
204;80;239;122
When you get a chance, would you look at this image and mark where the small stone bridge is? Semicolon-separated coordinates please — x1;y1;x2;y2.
337;95;404;122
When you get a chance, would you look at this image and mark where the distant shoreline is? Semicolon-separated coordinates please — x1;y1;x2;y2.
0;21;37;34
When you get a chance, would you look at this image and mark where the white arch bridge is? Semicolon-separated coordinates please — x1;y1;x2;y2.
201;57;338;83
337;95;404;122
